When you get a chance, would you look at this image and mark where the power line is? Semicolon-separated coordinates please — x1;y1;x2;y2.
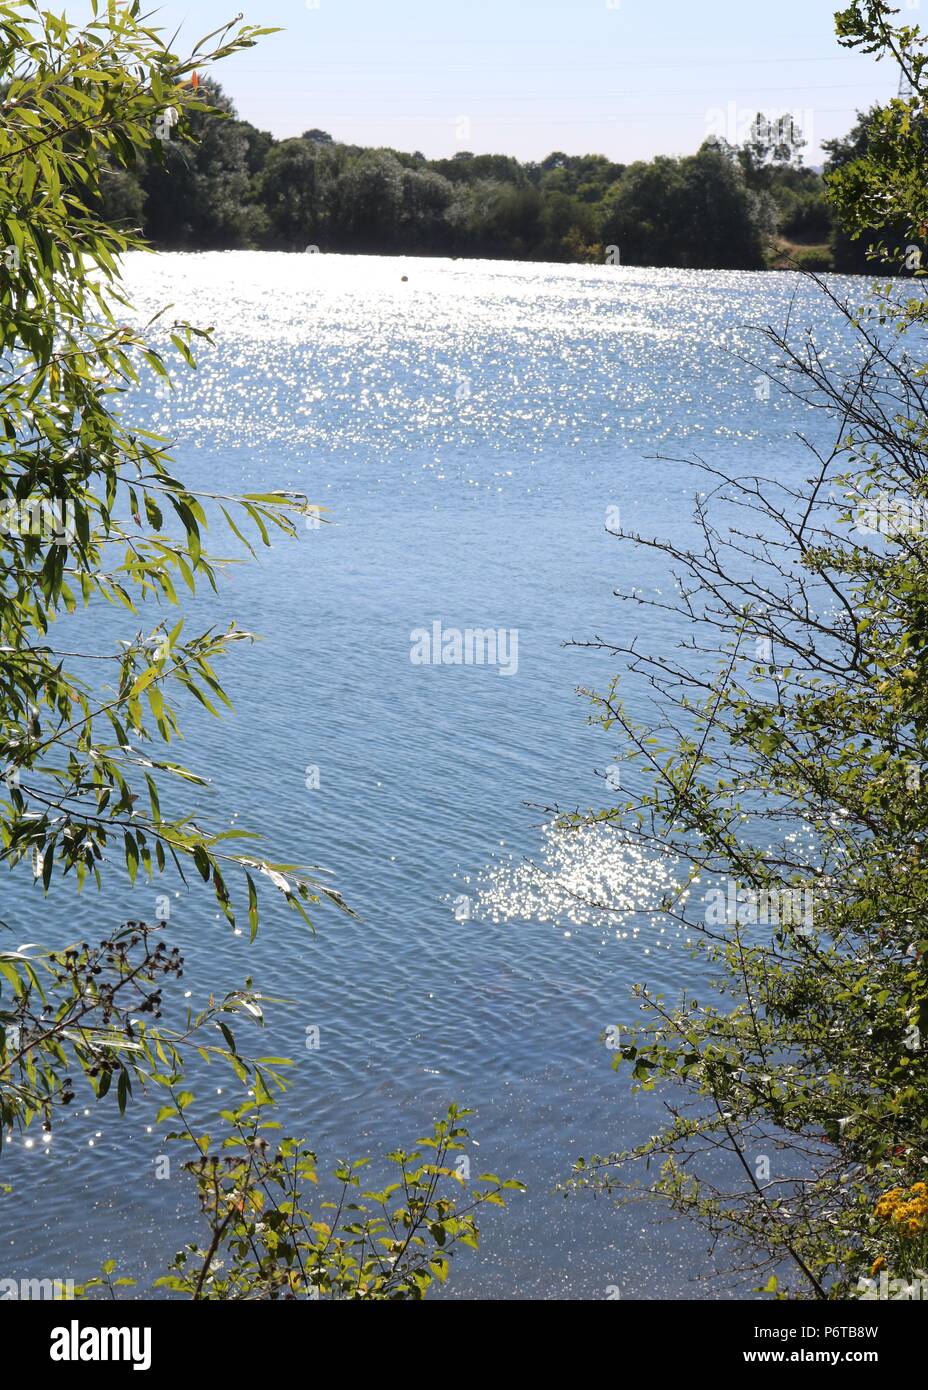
249;82;889;104
260;107;872;126
238;55;882;76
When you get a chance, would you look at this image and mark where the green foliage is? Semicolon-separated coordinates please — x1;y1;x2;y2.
74;1103;524;1300
825;105;928;274
0;1;342;935
84;79;838;270
0;924;287;1142
601;142;772;271
776;189;833;245
141;76;267;249
825;6;928;273
0;0;336;1147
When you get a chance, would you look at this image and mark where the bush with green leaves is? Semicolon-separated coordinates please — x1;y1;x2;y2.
827;1;928;278
77;1102;521;1301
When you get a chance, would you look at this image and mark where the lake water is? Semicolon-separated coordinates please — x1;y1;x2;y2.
0;253;865;1300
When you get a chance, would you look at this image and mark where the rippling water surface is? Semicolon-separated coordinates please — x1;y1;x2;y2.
1;254;866;1299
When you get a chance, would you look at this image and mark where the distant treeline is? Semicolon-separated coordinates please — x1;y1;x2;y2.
99;83;896;273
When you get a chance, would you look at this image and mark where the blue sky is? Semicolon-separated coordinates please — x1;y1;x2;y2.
119;0;899;162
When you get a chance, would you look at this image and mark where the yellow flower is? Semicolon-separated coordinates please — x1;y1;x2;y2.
874;1184;928;1229
875;1188;904;1221
874;1181;928;1237
870;1256;886;1276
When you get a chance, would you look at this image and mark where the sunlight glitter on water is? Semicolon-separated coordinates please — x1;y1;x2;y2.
466;821;687;939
